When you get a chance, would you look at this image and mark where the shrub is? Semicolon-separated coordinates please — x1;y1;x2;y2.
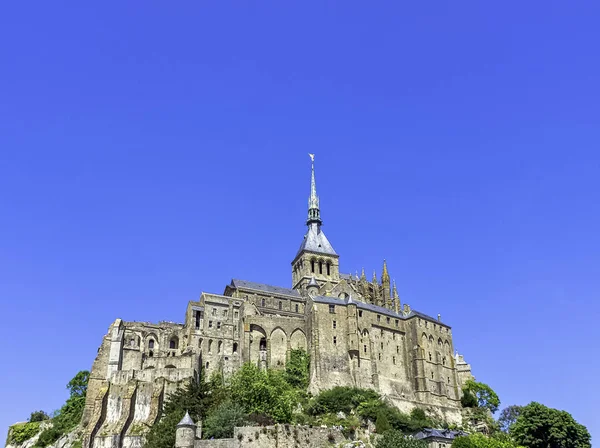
9;422;42;445
452;433;519;448
307;386;380;415
375;410;391;433
29;411;49;423
202;401;248;439
34;370;89;448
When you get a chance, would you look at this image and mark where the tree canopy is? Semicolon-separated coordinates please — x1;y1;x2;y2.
462;380;500;414
509;402;591;448
497;405;522;433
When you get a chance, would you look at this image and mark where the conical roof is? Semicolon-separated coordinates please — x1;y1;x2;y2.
177;411;195;427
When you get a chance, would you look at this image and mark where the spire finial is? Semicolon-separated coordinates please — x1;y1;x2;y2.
382;259;390;282
307;154;321;225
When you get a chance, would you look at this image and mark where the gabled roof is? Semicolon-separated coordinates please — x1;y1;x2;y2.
230;279;301;298
413;429;468;441
295;223;337;259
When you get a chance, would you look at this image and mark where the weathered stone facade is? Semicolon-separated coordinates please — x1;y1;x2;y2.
80;157;473;448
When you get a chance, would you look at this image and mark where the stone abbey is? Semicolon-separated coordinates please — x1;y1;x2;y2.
81;157;473;448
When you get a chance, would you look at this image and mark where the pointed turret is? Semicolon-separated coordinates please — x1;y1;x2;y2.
393;280;400;313
372;270;381;305
381;260;391;308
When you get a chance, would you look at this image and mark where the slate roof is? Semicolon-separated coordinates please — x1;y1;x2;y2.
295;223;337;258
413;429;468;441
312;295;442;324
230;279;301;298
177;411;195;427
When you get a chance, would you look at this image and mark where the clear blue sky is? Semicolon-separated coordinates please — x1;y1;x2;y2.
1;1;598;442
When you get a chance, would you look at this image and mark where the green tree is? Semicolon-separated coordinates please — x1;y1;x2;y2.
510;402;591;448
452;433;519;448
285;349;310;390
376;430;428;448
202;401;248;439
230;363;298;422
29;411;50;422
375;410;391;433
67;371;90;398
145;372;228;448
461;390;478;408
34;370;90;448
462;380;500;414
497;405;522;433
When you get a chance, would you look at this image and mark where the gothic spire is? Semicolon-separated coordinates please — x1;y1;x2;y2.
393;280;400;313
307;154;321;225
381;259;390;284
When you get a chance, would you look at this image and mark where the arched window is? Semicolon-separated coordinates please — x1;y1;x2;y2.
261;298;266;307
218;341;222;353
311;260;315;273
278;301;282;310
205;362;209;369
233;342;238;353
259;337;267;351
199;338;203;349
326;263;330;276
148;339;155;349
208;339;213;353
295;303;299;313
149;350;154;358
319;261;323;274
169;336;179;350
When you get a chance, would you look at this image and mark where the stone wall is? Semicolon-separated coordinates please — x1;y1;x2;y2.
192;425;345;448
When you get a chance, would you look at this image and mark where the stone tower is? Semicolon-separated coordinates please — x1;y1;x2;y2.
175;412;196;448
292;155;340;290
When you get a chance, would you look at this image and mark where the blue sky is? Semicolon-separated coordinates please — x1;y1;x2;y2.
1;1;599;441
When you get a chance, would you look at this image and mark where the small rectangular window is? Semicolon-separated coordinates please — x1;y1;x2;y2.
359;310;363;317
333;336;337;345
393;356;396;365
234;310;239;319
363;345;367;353
295;303;299;313
397;346;400;354
223;309;228;318
377;315;381;322
386;317;390;324
212;308;217;316
329;304;335;314
208;321;213;328
333;320;337;329
395;319;399;327
279;301;283;310
378;353;382;361
380;342;383;349
217;322;221;329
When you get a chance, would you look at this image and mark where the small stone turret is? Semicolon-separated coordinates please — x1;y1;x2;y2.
175;412;197;448
307;276;319;297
